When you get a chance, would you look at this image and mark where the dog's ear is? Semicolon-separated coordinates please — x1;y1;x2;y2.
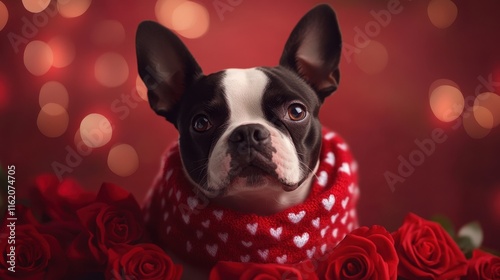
136;21;202;124
279;4;342;102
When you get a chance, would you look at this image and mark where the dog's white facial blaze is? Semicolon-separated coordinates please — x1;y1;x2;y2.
206;68;302;193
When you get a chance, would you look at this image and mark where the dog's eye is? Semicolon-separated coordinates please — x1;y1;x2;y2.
192;115;212;132
287;104;307;121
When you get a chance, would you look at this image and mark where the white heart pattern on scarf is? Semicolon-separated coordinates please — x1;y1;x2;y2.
317;171;328;187
206;244;218;257
322;194;335;211
246;223;258;235
288;210;306;223
293;232;310;248
270;227;283;240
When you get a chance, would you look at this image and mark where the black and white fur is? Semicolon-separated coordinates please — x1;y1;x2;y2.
136;4;342;215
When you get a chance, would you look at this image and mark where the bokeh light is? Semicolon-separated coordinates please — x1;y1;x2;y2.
39;81;69;109
91;20;125;46
427;0;458;29
155;0;186;28
37;103;69;137
429;84;464;122
57;0;92;18
354;40;388;75
22;0;50;13
48;36;76;68
80;113;113;148
107;144;139;177
0;1;8;31
472;106;494;129
463;112;490;139
94;52;129;88
135;75;148;101
171;1;210;39
473;92;500;128
24;40;54;76
429;79;460;95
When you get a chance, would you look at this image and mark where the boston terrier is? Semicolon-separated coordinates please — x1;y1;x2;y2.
137;4;358;279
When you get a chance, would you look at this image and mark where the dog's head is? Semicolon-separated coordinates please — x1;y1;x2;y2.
136;4;342;201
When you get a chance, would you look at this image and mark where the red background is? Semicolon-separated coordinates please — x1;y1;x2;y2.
1;0;499;250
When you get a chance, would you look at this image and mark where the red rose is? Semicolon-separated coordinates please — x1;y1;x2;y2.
463;250;500;280
392;213;467;279
209;261;315;280
106;244;182;280
320;225;398;280
0;225;67;280
72;182;146;264
30;174;95;222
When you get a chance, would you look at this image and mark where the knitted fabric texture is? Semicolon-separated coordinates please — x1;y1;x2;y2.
143;128;359;268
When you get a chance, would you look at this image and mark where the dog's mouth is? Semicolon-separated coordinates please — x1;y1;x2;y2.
225;155;300;192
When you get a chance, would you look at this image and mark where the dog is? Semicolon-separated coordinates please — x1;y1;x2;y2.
137;4;358;279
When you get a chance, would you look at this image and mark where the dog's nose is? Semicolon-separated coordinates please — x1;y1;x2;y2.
229;124;270;148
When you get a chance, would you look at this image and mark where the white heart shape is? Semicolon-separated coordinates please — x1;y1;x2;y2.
324;132;336;140
165;169;173;181
196;230;203;239
325;152;335;166
288;210;306;224
213;210;223;221
240;255;250;262
337;142;348;151
332;228;339;238
206;244;218;257
351;161;358;172
218;232;228;243
241;240;252;247
270;227;283;240
350;209;357;218
163;212;169;221
311;217;320;229
182;214;190;224
348;183;355;194
341;212;349;225
258;249;269;260
187;196;198;210
320;226;329;238
339;162;351;175
276;254;287;264
348;222;354;232
306;247;316;259
246;223;258;235
317;171;328;187
186;241;192;252
322;194;335;211
320;244;327;254
341;197;350;209
175;190;181;201
330;213;339;224
201;220;210;228
293;232;310;248
166;226;171;234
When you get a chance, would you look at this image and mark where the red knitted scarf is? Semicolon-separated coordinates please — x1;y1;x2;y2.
143;128;359;268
